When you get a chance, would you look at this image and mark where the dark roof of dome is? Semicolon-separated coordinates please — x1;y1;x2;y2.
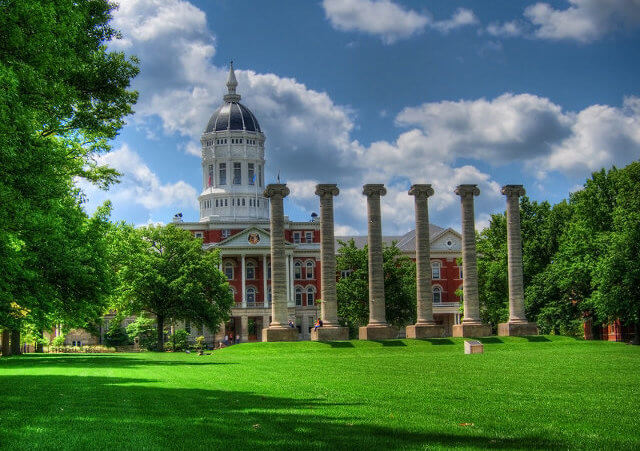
205;101;261;133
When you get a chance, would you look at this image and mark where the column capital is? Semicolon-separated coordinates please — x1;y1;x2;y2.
315;183;339;197
264;183;290;199
455;184;480;198
363;184;386;197
408;184;434;198
501;184;526;198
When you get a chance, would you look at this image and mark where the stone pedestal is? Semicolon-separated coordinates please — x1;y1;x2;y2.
464;340;484;354
452;323;492;338
311;326;350;341
406;324;445;339
359;325;397;340
262;327;298;342
497;322;538;336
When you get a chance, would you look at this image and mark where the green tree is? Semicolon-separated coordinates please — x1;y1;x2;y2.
336;239;416;336
114;225;233;351
125;314;157;351
0;0;138;350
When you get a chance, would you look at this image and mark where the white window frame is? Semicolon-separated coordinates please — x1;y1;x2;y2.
431;261;441;280
295;287;302;306
246;262;255;280
306;260;314;279
293;232;301;244
433;285;442;304
224;262;234;280
294;261;302;279
306;286;315;306
305;231;313;243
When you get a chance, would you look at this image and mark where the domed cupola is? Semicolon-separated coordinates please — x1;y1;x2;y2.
198;62;268;223
205;64;261;133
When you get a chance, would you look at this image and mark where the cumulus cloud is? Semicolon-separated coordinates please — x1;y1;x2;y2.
489;0;640;42
107;0;640;235
81;144;197;211
322;0;477;43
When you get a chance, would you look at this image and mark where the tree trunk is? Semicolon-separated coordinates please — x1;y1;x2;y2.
10;329;21;355
156;315;165;351
1;329;11;356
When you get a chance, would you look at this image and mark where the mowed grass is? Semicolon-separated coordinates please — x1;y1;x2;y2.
1;336;639;450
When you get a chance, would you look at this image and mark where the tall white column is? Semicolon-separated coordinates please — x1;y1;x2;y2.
263;255;268;307
241;253;246;308
289;254;295;307
285;254;291;307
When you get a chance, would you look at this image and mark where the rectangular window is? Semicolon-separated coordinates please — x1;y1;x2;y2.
293;232;301;244
233;162;241;184
224;199;228;206
208;164;214;187
459;267;463;279
432;263;441;280
242;198;246;206
194;232;203;239
219;163;226;185
305;232;313;243
248;163;255;185
340;270;353;279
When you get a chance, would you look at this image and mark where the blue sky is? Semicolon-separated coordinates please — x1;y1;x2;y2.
82;0;640;234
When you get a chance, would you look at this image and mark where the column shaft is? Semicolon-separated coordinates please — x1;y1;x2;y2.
456;185;482;324
364;184;387;325
240;315;248;342
503;185;527;322
411;185;435;324
241;254;246;308
317;185;339;326
262;255;268;307
265;185;289;327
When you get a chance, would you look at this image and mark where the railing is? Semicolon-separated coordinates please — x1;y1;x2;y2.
433;301;460;308
234;302;269;308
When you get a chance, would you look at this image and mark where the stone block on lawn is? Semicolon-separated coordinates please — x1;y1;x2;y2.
464;340;483;354
311;326;349;341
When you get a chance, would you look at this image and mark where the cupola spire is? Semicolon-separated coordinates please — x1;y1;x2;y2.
223;61;241;102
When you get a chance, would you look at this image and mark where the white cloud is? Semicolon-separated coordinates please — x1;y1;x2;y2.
322;0;477;43
81;144;197;211
321;0;429;44
486;21;524;37
431;8;478;33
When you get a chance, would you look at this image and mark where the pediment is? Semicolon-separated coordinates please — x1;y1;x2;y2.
430;229;462;252
215;227;295;249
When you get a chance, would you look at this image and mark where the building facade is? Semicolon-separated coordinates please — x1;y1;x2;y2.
173;64;463;343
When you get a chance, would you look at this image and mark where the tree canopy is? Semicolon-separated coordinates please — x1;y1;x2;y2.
111;224;234;351
336;239;416;336
0;0;138;351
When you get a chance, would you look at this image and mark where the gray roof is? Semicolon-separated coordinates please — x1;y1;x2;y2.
335;224;444;252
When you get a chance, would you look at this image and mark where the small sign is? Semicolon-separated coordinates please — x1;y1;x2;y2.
247;233;260;245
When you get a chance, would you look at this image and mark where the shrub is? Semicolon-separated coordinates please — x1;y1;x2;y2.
167;329;190;352
51;335;66;347
126;314;157;350
105;321;131;347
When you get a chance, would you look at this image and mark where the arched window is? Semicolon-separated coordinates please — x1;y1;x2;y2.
294;261;302;279
306;260;314;279
433;285;442;304
306;286;315;306
246;262;255;280
246;287;256;303
295;287;302;306
224;262;234;280
431;261;441;279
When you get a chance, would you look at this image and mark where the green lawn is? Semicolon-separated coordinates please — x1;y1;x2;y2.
1;336;639;450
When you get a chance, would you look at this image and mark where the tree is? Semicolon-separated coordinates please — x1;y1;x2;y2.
114;225;233;351
0;0;138;350
336;239;416;336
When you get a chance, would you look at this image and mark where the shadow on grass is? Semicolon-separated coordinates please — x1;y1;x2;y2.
524;336;551;342
478;337;504;344
325;341;355;348
421;338;455;345
0;354;236;368
377;340;406;347
0;374;568;449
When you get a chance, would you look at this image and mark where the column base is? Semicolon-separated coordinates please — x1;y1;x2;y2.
452;323;492;338
406;323;445;339
311;326;349;341
358;324;397;340
497;322;538;336
262;327;298;342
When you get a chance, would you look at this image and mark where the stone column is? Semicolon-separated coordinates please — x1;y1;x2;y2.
262;184;298;341
241;253;246;308
359;184;396;340
406;184;444;339
452;184;491;337
262;255;268;307
498;185;538;336
240;315;249;342
311;184;349;341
